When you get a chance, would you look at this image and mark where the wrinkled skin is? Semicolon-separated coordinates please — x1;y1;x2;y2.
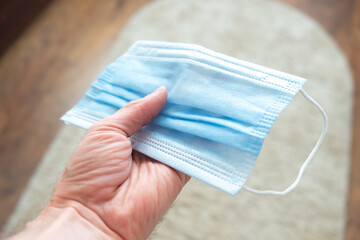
9;87;190;240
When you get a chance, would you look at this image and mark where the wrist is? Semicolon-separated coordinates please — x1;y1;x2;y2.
7;204;121;240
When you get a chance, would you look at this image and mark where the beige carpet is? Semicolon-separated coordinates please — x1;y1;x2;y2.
1;0;353;239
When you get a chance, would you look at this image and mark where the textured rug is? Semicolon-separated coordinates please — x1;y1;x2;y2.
1;0;353;239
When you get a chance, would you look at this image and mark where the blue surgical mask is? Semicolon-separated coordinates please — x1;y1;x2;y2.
61;41;327;196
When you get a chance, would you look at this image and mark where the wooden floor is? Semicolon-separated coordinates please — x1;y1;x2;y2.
0;0;359;238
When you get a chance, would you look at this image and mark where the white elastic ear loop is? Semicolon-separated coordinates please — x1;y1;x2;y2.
242;89;328;195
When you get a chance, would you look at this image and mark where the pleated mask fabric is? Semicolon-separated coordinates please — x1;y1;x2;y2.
61;41;308;195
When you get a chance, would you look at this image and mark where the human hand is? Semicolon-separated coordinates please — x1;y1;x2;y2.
8;87;190;240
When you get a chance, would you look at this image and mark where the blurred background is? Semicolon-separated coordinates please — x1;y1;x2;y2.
0;0;359;239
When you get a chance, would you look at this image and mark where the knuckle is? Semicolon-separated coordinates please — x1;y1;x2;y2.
125;99;141;108
87;122;102;133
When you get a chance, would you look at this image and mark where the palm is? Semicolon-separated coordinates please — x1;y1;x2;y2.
53;130;188;239
103;151;188;238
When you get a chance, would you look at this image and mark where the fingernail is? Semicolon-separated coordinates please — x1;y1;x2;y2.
155;86;167;93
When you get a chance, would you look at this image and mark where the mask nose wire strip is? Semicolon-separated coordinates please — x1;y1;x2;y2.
242;89;328;195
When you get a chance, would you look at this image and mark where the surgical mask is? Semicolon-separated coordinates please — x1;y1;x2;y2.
61;41;328;196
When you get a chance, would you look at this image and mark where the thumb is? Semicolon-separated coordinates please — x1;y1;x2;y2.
91;86;168;137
